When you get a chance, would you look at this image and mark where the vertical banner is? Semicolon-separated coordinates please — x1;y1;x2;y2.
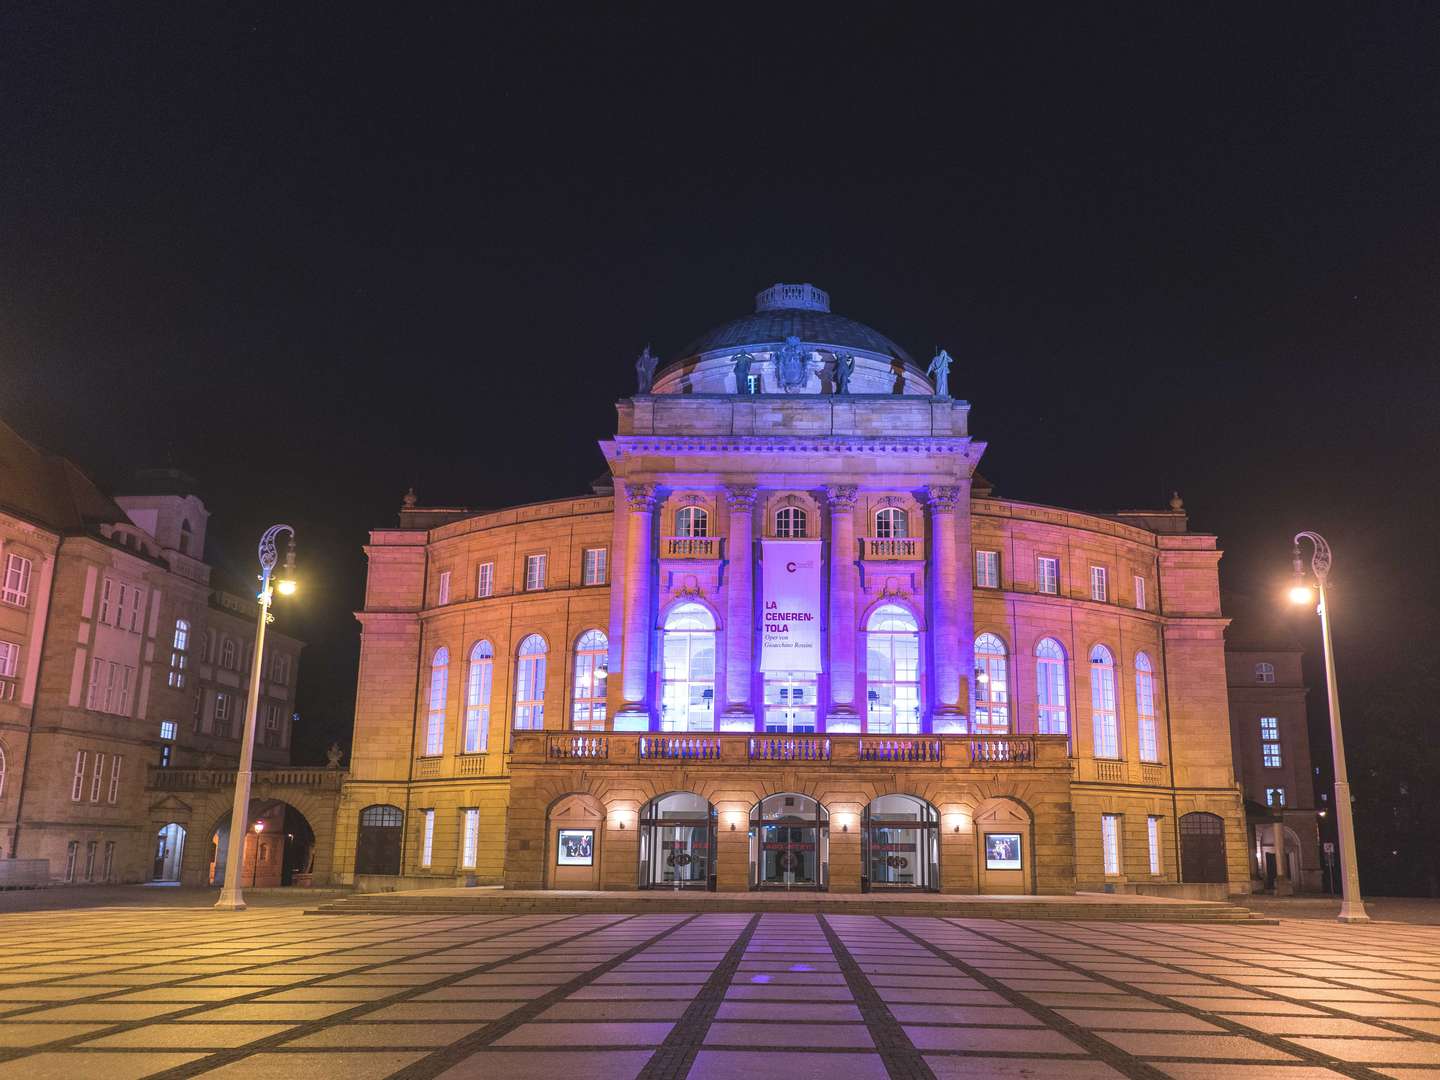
759;539;823;673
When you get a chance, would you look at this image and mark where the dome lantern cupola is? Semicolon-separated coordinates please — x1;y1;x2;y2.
754;283;830;313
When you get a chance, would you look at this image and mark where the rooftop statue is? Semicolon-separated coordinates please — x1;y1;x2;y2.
833;353;855;394
733;351;754;394
635;345;658;394
926;349;954;398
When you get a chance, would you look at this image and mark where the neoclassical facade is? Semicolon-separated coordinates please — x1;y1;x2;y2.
337;284;1247;895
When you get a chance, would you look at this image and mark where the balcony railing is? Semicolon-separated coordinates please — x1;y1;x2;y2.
663;536;719;559
862;536;921;560
517;732;1055;769
146;766;344;791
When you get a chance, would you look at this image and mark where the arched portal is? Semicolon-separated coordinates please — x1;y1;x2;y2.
1180;812;1229;883
862;794;939;891
974;797;1033;894
547;793;604;890
749;792;829;890
353;804;404;876
152;823;186;882
210;800;317;887
639;792;715;890
1255;823;1302;888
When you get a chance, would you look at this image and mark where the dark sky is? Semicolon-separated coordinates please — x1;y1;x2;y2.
2;7;1437;765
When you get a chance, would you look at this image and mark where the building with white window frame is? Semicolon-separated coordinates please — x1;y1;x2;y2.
334;283;1248;895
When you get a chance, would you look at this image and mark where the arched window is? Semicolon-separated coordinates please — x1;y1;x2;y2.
514;635;547;730
1255;662;1275;684
866;604;921;734
1036;637;1069;736
675;506;709;538
660;603;715;732
172;619;189;650
1135;651;1159;763
464;641;493;753
168;619;190;689
425;647;448;756
775;506;808;538
572;629;608;732
874;507;909;539
974;633;1009;735
1090;644;1118;758
0;744;6;800
220;638;236;669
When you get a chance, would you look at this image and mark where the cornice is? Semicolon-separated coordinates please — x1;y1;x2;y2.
605;436;982;459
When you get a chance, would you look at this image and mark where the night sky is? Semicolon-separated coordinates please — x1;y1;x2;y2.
2;8;1437;769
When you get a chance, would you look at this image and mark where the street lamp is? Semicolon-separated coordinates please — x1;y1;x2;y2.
1289;530;1369;923
215;524;296;911
251;820;265;889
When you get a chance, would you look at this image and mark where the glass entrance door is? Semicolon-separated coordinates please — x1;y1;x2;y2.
763;671;817;733
639;792;715;889
750;793;829;890
862;795;939;890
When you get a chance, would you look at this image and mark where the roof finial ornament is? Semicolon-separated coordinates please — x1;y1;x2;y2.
402;486;418;510
1169;491;1184;511
635;345;658;394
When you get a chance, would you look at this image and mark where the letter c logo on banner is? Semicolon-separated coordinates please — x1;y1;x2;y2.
786;562;797;572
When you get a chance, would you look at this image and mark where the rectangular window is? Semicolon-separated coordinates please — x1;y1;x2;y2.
975;550;1000;589
99;578;114;623
90;752;105;802
192;689;203;731
159;720;177;741
126;586;144;632
84;840;97;881
159;744;171;768
116;665;133;715
3;553;32;606
476;562;493;598
1147;816;1161;875
1037;556;1059;595
107;756;121;803
1090;565;1108;602
461;808;480;869
215;693;230;728
0;640;18;678
1266;787;1287;808
582;547;608;586
263;704;283;747
437;570;451;606
524;553;547;591
102;841;115;882
1260;716;1282;767
1102;814;1122;876
64;841;78;882
71;750;88;801
421;809;435;868
1134;575;1147;611
274;654;290;685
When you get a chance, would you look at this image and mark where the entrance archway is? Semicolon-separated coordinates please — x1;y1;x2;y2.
862;794;938;891
1180;812;1229;883
749;793;828;890
639;792;715;890
354;804;404;876
974;798;1032;894
152;823;186;882
210;800;317;887
1256;824;1302;888
546;793;603;889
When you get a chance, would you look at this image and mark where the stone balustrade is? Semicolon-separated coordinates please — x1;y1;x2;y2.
146;766;345;791
662;535;720;558
861;536;921;560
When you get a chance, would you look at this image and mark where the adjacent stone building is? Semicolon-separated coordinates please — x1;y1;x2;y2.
0;424;304;885
336;283;1249;895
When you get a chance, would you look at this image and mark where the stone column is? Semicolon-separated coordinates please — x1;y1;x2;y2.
927;485;964;729
722;485;756;728
615;482;658;731
1273;820;1293;895
825;485;859;727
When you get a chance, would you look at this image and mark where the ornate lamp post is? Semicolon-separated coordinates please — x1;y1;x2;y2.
215;525;296;911
251;820;265;889
1289;531;1369;923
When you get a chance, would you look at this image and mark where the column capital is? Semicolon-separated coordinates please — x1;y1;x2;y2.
724;484;757;510
624;483;660;512
824;484;859;511
925;485;964;513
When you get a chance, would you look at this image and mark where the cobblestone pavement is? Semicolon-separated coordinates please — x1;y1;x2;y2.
0;909;1438;1079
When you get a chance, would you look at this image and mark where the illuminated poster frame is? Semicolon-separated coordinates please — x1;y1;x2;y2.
984;832;1022;871
556;828;594;866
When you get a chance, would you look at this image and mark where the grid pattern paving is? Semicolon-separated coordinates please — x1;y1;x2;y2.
0;908;1437;1078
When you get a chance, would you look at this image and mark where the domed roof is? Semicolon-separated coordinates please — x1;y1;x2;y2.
676;283;913;364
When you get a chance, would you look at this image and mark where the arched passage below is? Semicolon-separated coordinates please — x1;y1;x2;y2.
208;800;318;888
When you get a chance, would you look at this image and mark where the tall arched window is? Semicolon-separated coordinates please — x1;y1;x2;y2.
973;633;1009;735
661;603;715;732
866;604;921;734
572;629;608;732
1090;644;1118;758
425;647;449;756
1135;651;1159;763
775;506;808;538
464;640;493;753
1036;637;1069;736
514;635;547;730
675;506;709;538
874;507;909;538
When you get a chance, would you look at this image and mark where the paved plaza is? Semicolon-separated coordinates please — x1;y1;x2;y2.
0;905;1438;1079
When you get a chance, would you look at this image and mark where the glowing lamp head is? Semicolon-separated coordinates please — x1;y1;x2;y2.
275;578;298;596
975;669;989;686
1288;584;1315;605
253;820;265;834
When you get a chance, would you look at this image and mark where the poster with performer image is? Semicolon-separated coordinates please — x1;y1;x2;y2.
556;829;594;866
985;833;1022;870
759;539;823;673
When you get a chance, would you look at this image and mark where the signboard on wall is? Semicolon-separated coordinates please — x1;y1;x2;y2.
985;833;1022;870
759;540;823;673
556;829;594;866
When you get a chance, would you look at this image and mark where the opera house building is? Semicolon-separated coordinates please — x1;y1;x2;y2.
335;283;1247;896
